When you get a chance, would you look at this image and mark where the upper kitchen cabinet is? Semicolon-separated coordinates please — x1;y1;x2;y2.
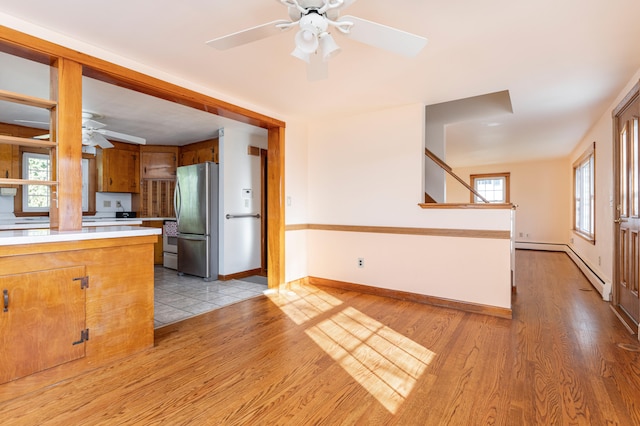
0;144;17;184
179;138;218;166
140;146;178;180
0;122;51;187
97;141;140;193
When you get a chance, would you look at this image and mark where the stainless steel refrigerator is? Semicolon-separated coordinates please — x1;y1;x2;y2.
174;162;219;281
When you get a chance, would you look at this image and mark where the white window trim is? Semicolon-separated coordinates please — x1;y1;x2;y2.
470;172;510;204
573;142;595;242
22;151;51;213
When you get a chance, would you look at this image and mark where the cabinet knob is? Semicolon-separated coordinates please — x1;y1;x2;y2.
3;289;8;313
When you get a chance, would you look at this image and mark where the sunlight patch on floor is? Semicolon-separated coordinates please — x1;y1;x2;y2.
267;285;343;325
268;285;436;414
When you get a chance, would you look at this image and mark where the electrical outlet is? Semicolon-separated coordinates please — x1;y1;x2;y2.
357;258;364;268
116;200;122;208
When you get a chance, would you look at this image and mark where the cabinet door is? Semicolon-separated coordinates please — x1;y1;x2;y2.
0;144;11;179
179;150;197;167
0;144;18;187
0;266;87;384
141;152;177;179
140;179;176;218
143;220;164;264
105;149;140;193
196;146;215;163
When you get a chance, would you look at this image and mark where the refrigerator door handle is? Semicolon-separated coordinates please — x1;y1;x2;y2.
174;180;182;224
178;233;208;241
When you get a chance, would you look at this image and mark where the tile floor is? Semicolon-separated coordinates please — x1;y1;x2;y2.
153;266;268;328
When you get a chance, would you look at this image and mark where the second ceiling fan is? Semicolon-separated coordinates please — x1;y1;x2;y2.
81;117;146;149
206;0;428;80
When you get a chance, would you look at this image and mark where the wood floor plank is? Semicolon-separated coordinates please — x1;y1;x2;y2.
2;250;640;424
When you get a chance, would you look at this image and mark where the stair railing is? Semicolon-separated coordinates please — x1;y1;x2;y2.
424;148;489;203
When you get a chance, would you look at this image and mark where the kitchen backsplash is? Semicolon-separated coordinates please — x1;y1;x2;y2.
0;192;133;219
96;192;133;215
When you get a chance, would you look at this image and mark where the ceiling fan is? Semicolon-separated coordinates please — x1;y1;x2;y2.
22;113;146;149
206;0;428;80
81;117;146;149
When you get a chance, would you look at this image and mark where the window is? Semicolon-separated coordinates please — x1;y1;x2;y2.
18;150;95;215
574;143;595;241
470;173;510;203
22;152;51;212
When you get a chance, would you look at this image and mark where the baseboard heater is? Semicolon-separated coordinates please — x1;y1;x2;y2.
515;241;611;301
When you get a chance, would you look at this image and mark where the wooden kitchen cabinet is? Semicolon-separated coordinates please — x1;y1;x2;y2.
97;141;140;193
0;144;18;185
0;265;87;384
179;138;218;166
140;146;178;179
143;220;165;264
0;234;156;400
137;179;176;218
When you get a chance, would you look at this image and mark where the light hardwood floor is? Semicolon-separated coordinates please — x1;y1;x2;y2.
1;250;640;425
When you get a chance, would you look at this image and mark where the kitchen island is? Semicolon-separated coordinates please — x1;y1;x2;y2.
0;225;161;402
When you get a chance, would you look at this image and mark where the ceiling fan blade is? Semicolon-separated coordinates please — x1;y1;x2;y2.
338;15;428;57
97;129;146;145
307;55;328;81
83;119;107;130
206;20;293;50
14;119;49;126
90;133;114;149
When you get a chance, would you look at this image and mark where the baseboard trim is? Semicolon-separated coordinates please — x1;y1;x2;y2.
219;268;263;281
515;242;611;301
307;276;512;319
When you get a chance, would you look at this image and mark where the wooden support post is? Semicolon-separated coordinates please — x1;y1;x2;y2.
50;58;83;231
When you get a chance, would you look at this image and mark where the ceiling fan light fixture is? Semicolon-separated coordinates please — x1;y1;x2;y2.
291;46;311;63
320;33;340;61
294;27;319;54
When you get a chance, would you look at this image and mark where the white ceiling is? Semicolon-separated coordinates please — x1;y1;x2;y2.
1;0;640;166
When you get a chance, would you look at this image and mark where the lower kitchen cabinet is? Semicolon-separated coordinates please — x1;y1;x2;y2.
143;220;165;265
0;234;155;400
0;265;87;384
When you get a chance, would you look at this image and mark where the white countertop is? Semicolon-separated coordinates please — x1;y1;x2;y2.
0;225;162;246
0;217;175;231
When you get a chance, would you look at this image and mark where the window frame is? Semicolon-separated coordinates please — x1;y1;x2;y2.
573;142;596;243
20;149;51;213
15;148;96;217
470;172;510;204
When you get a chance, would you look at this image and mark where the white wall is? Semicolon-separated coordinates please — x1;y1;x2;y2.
447;158;571;244
568;70;640;291
296;103;512;309
0;194;14;219
95;192;132;216
219;127;267;276
284;120;310;283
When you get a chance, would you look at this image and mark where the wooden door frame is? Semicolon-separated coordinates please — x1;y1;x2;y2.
0;25;286;289
612;79;640;332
